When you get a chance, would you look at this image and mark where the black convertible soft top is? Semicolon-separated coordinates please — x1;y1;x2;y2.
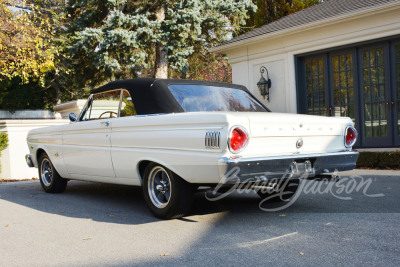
91;78;267;115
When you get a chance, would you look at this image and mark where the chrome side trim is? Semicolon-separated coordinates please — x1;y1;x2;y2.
205;131;221;149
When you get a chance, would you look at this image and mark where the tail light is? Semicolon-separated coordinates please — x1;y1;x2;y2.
345;126;357;148
228;126;249;153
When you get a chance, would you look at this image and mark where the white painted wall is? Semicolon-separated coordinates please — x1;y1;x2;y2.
0;120;68;180
0;110;61;119
217;3;400;114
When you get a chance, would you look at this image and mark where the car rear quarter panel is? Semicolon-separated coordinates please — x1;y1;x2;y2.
110;113;238;184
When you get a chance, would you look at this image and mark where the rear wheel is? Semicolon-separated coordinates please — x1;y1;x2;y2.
257;179;300;202
142;163;194;219
38;153;67;193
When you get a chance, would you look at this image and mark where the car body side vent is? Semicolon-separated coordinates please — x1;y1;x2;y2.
205;131;221;149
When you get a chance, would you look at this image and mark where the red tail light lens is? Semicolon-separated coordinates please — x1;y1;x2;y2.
345;126;357;148
229;126;249;153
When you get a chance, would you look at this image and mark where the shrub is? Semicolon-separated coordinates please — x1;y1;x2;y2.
0;132;8;151
356;151;400;169
0;132;8;175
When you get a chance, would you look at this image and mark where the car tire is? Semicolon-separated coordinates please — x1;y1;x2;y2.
38;153;68;193
257;179;300;202
142;163;194;219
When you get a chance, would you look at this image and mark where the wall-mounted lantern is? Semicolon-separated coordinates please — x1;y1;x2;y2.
257;66;272;101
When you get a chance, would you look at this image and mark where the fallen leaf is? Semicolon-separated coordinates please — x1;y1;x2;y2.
160;253;170;257
123;217;128;220
299;252;304;255
59;211;65;213
109;214;114;217
279;214;286;217
5;224;9;227
83;238;92;241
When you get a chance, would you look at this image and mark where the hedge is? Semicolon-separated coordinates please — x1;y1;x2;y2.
0;133;8;175
356;151;400;169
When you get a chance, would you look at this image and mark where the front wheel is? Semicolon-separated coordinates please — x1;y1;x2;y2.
142;163;194;219
38;153;68;193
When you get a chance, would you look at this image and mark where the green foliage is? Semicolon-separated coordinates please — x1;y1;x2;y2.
0;77;58;110
0;132;7;152
0;0;87;109
239;0;320;35
356;152;400;170
66;0;255;83
0;132;7;174
170;53;232;83
0;0;57;85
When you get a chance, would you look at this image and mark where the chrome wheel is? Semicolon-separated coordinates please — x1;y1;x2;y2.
148;166;172;209
40;158;53;186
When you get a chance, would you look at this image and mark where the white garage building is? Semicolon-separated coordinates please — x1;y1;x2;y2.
211;0;400;148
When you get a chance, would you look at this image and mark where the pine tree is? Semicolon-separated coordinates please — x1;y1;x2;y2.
66;0;255;83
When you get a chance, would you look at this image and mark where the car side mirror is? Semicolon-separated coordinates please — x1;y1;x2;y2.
69;113;77;122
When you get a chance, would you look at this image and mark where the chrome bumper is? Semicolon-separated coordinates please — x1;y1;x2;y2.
25;154;34;167
218;151;359;184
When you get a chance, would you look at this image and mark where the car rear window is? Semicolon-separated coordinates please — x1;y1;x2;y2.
168;84;267;112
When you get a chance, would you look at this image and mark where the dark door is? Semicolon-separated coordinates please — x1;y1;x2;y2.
329;50;360;146
297;37;400;148
359;44;393;147
303;55;329;116
392;43;400;146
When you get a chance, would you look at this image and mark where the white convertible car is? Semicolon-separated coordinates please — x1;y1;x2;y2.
26;79;358;219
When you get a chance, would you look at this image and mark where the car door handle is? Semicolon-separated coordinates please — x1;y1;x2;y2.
100;121;110;127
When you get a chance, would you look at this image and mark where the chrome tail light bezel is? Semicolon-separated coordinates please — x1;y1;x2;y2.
228;126;249;154
344;126;358;148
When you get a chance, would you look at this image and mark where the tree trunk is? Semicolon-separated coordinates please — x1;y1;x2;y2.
154;5;168;79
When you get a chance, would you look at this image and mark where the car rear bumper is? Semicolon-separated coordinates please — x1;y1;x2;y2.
218;151;359;184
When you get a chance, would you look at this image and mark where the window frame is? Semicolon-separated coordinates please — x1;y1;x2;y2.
78;89;134;121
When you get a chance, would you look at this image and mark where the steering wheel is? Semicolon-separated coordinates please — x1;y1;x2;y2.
99;111;118;119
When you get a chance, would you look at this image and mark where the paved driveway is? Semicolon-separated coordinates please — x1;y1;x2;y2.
1;169;399;266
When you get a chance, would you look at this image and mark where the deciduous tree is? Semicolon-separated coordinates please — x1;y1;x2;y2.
239;0;320;34
0;0;56;85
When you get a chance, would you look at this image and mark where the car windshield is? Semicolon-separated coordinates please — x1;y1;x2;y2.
168;84;267;112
